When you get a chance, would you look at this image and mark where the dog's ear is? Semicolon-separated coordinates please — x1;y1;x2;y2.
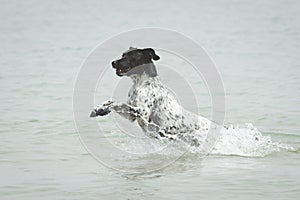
143;48;160;61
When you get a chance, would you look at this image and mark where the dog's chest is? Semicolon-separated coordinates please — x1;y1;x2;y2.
127;80;182;124
127;81;155;108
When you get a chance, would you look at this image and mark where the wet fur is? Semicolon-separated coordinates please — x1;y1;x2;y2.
91;48;212;146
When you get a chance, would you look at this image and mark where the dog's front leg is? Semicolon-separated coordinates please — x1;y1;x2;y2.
90;101;175;139
110;103;141;122
90;101;140;122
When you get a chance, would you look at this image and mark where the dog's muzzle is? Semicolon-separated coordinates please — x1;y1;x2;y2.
111;59;130;76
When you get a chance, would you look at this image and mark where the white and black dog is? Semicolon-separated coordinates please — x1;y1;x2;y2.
90;47;216;147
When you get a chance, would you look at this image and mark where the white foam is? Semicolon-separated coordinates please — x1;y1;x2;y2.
208;123;295;157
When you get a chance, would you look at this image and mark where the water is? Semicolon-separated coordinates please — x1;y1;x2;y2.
1;0;300;199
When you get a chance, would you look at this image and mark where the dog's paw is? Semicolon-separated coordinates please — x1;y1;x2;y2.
90;100;114;117
90;110;97;117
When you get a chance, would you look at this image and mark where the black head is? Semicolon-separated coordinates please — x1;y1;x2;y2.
112;47;160;77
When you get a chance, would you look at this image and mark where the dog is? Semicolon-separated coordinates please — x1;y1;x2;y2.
90;47;214;147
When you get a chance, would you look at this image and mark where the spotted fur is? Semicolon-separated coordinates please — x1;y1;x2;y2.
90;48;213;147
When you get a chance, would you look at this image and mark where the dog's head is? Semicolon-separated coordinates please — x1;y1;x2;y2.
112;47;160;77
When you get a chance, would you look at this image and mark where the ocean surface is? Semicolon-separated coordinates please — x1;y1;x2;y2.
0;0;299;199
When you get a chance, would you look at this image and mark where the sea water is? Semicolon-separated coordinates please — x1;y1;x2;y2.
0;0;299;199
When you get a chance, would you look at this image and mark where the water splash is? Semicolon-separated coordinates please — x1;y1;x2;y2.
205;123;296;157
144;123;298;157
105;114;298;158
